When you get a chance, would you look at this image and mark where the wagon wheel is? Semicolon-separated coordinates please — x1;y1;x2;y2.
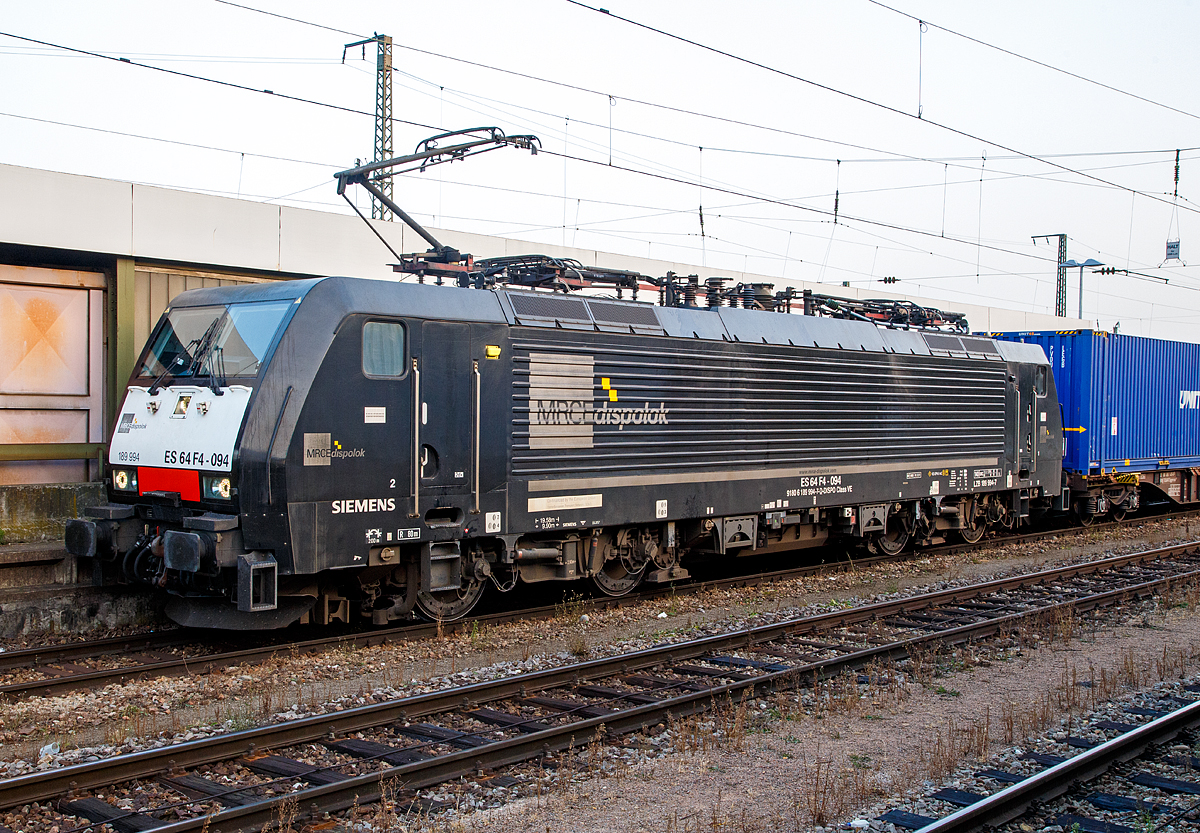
958;516;987;544
1110;504;1128;522
590;532;648;597
416;575;486;621
1077;511;1096;527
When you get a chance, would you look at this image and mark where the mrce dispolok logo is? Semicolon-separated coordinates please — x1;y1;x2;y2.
303;433;366;466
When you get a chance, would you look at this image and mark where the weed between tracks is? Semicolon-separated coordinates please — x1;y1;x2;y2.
556;591;597;659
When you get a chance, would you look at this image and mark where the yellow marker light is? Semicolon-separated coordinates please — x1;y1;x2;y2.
485;345;501;359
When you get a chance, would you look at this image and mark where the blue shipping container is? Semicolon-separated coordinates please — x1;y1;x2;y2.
990;330;1200;475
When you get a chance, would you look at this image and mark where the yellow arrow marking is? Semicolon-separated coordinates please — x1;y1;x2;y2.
1063;427;1087;433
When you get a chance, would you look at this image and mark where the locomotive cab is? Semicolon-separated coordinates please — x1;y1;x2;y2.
66;277;508;629
66;284;311;628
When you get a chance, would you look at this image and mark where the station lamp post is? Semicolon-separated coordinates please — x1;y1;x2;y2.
1059;258;1104;320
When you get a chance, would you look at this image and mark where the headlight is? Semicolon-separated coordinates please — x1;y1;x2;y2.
203;476;233;500
113;469;138;492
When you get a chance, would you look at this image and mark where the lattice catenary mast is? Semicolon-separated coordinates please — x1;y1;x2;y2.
343;34;394;221
1032;233;1068;317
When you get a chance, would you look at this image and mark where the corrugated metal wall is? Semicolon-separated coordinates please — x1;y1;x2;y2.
132;267;263;356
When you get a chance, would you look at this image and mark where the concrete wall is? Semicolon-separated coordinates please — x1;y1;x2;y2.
0;483;105;544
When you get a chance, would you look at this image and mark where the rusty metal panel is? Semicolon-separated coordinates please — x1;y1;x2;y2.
0;410;89;485
0;409;88;444
89;288;103;441
0;264;105;289
0;283;90;395
0;265;105;485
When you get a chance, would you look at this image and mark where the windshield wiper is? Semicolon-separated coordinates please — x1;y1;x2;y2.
187;315;228;396
208;345;228;395
148;355;186;396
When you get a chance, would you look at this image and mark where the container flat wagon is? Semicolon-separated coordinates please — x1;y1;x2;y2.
991;329;1200;520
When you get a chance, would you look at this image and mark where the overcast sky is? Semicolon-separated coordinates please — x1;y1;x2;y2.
3;1;1200;341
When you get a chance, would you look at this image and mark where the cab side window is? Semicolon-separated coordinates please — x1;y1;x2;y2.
1034;365;1048;397
362;321;406;377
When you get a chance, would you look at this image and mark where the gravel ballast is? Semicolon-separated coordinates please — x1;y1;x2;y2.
0;516;1197;832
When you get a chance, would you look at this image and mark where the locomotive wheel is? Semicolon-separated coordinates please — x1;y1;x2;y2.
958;520;986;544
1078;512;1096;527
958;506;987;544
872;518;910;556
415;576;486;621
950;501;988;547
593;560;646;597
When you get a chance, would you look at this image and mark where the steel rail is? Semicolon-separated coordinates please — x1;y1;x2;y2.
0;632;202;673
919;699;1200;833
1;542;1195;815
0;540;945;698
0;557;872;698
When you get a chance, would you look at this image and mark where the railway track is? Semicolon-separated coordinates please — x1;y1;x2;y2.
875;690;1200;832
0;513;1185;701
1;541;1198;832
0;552;895;700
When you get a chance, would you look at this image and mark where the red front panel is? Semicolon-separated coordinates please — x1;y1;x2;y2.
137;466;201;502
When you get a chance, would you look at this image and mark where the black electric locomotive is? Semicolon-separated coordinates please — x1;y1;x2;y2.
65;268;1064;629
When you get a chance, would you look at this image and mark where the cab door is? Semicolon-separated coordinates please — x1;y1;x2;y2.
1017;363;1037;478
414;321;474;518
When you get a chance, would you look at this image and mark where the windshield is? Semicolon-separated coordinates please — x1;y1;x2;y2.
138;300;293;380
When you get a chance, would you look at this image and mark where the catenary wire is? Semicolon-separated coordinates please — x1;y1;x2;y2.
194;0;1200;219
204;0;1079;172
864;0;1200;122
0;30;437;131
560;0;1200;217
6;21;1195;312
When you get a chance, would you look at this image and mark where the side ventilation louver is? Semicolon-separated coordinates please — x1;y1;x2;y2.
587;301;661;327
923;334;964;353
505;291;665;334
508;293;591;323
